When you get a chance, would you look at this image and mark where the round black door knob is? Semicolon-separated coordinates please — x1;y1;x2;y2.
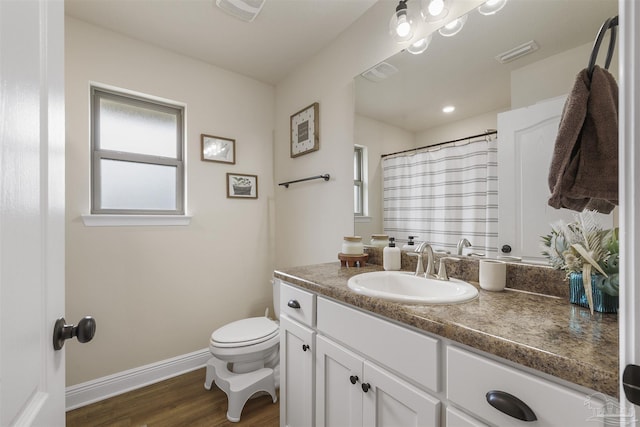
361;383;371;392
53;316;96;351
302;344;310;351
350;375;359;384
501;244;512;254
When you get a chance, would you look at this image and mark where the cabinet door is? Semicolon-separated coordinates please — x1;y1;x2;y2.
446;406;488;427
316;335;364;427
362;361;440;427
280;315;315;427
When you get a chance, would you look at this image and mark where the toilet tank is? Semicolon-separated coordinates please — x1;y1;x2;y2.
272;278;280;319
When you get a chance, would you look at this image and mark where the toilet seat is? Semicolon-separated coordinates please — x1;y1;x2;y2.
211;317;278;348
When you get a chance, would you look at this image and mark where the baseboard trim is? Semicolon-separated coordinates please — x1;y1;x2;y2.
65;348;211;411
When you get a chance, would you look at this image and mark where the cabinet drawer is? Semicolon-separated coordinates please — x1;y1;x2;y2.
279;281;316;327
317;297;440;392
447;346;605;427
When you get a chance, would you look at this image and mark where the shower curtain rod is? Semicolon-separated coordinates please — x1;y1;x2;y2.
381;130;498;158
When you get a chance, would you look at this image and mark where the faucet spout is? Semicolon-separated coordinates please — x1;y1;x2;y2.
415;242;436;277
456;238;472;256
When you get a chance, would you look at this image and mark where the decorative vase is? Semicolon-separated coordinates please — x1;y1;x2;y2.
569;273;619;313
232;185;252;195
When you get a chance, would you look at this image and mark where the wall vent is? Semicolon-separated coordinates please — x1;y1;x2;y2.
215;0;266;22
361;62;399;82
495;40;539;64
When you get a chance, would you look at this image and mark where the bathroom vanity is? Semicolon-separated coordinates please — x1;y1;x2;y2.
274;261;618;427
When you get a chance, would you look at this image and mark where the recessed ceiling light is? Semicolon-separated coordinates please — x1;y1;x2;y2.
443;106;455;113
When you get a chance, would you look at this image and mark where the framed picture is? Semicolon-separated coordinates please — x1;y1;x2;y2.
201;134;235;164
290;102;319;158
227;173;258;199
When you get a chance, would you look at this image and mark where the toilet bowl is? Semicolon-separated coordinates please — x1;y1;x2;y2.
204;281;280;422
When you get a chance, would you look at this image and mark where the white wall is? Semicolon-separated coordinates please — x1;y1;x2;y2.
354;114;415;242
415;109;503;147
511;41;619;108
65;18;275;386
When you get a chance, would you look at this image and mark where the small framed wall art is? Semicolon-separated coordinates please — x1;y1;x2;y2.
290;102;319;158
201;134;236;164
227;173;258;199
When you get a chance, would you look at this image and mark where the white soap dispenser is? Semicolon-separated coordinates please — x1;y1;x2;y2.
401;235;418;251
383;237;401;271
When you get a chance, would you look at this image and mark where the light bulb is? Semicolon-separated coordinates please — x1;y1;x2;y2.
428;0;444;16
407;34;432;55
396;15;411;37
442;106;455;113
478;0;508;15
438;14;467;37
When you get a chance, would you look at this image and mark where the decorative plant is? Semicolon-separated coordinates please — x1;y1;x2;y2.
233;177;252;187
541;210;619;313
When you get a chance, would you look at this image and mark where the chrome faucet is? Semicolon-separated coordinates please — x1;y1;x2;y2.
414;242;436;277
456;238;472;256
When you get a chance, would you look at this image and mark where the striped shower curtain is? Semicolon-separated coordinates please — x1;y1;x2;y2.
382;138;498;254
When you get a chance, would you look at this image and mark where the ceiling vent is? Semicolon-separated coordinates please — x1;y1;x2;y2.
495;40;539;64
215;0;266;22
361;62;399;83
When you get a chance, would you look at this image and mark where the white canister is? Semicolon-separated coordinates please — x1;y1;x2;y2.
342;236;364;255
479;260;507;291
370;234;389;248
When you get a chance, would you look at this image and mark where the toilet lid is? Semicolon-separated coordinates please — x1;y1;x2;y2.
211;317;278;347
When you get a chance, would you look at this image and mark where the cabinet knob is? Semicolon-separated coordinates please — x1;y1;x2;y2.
302;344;310;352
349;375;359;385
361;383;371;393
486;390;537;422
287;299;301;309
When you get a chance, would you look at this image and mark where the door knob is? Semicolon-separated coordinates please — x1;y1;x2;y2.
350;375;359;384
361;383;371;392
53;316;96;350
302;344;310;352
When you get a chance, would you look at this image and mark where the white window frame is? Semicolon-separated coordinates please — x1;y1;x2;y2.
89;86;186;220
354;145;369;219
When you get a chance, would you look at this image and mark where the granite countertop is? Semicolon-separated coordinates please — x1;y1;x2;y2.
274;262;619;397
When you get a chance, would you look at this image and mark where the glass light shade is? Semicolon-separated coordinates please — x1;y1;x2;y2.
407;34;433;55
438;14;468;37
389;3;420;43
478;0;508;15
420;0;449;22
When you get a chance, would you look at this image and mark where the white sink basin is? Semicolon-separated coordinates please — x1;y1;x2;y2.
347;271;478;304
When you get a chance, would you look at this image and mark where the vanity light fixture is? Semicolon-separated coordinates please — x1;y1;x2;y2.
478;0;508;16
438;14;467;37
215;0;266;22
389;0;420;43
407;34;433;55
420;0;449;22
442;105;455;113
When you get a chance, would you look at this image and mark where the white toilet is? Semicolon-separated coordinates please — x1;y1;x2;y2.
204;281;280;422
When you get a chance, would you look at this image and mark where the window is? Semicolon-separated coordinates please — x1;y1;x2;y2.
91;87;184;215
354;145;366;216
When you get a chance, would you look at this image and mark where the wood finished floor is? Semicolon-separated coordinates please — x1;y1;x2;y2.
66;368;279;427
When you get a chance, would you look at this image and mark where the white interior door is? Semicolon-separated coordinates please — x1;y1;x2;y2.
497;96;613;262
0;1;66;425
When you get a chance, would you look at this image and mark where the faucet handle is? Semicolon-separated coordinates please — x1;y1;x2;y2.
436;257;460;281
407;252;425;275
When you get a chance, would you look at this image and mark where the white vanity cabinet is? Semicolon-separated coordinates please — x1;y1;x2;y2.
316;296;441;427
316;335;440;427
279;282;316;427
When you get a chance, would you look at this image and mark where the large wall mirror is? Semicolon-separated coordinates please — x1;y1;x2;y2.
354;0;618;263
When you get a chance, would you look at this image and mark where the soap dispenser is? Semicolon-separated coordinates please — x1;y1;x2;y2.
401;236;418;251
383;237;401;271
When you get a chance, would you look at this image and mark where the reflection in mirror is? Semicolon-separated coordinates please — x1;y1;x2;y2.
354;0;618;263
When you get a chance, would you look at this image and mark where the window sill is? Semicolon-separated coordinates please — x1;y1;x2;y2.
81;214;192;227
354;216;372;223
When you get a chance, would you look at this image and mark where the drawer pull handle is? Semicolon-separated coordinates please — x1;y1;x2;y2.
486;390;537;422
361;383;371;393
350;375;359;385
302;344;310;352
287;299;301;309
